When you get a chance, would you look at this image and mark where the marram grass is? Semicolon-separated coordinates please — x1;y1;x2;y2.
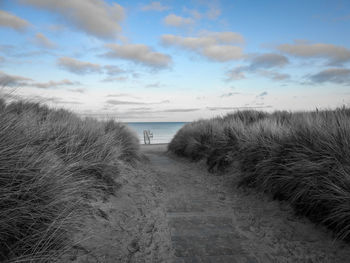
0;98;139;262
169;107;350;240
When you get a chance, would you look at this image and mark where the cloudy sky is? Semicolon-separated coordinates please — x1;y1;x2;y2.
0;0;350;121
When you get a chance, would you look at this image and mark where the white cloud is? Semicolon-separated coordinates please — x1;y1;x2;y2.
103;43;172;69
21;0;125;39
161;32;244;61
34;32;56;49
141;2;170;11
58;57;101;74
277;40;350;65
164;14;194;27
0;10;30;31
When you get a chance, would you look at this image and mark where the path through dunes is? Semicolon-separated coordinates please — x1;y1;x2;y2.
141;144;350;263
67;144;350;262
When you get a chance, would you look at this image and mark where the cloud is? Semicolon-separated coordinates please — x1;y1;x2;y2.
141;2;170;11
257;91;268;97
277;40;350;65
258;70;290;81
220;92;240;98
310;68;350;84
68;88;85;93
103;43;172;69
226;53;290;81
106;93;140;99
0;10;30;31
34;32;56;49
207;106;272;111
162;108;200;112
21;0;125;39
106;99;147;105
106;99;170;106
58;57;101;74
225;67;245;81
103;65;125;76
164;14;194;27
0;55;4;64
145;82;163;88
248;53;289;70
161;32;244;62
0;70;32;87
32;79;80;89
102;76;128;82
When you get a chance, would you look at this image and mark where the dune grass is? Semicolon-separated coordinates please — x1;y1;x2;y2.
169;107;350;240
0;98;139;262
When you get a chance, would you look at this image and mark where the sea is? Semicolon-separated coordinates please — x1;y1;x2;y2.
126;122;187;144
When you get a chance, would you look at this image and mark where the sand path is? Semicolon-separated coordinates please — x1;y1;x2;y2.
67;144;350;262
141;144;350;263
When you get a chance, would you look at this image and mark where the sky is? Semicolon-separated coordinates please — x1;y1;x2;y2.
0;0;350;121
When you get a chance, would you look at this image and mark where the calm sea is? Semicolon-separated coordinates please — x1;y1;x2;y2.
126;122;187;144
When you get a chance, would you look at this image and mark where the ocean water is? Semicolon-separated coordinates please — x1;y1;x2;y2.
126;122;187;144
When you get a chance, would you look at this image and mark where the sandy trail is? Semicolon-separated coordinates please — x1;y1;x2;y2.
67;144;350;263
141;144;350;263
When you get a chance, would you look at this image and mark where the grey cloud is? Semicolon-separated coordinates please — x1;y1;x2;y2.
248;53;289;70
106;99;146;106
257;91;268;97
0;70;32;87
207;106;272;111
102;76;128;82
162;108;200;112
225;67;245;81
277;41;350;65
104;43;172;69
220;92;240;98
145;82;163;88
258;70;290;81
106;99;170;106
32;79;80;89
161;32;244;62
141;2;170;11
68;88;85;93
226;53;290;82
0;10;30;31
103;65;125;76
58;57;101;74
164;14;194;27
21;0;125;39
34;33;56;49
310;68;350;84
106;93;139;99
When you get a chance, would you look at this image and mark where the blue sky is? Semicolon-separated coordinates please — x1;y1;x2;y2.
0;0;350;121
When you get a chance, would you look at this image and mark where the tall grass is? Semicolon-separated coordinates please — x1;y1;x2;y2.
169;107;350;240
0;98;139;262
